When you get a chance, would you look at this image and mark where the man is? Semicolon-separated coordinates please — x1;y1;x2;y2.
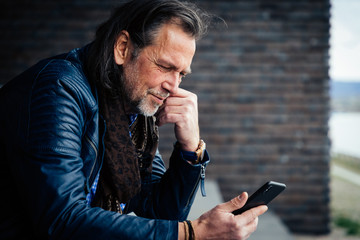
0;0;267;239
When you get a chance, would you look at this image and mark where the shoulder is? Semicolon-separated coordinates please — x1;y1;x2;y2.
33;49;97;110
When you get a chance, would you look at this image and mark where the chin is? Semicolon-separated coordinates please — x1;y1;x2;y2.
139;108;158;117
138;99;160;117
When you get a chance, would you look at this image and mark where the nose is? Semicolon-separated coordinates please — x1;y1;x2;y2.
162;72;181;94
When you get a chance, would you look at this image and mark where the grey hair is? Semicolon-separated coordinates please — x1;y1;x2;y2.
85;0;212;96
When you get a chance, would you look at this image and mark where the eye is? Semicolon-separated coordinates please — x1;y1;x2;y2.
162;66;171;70
180;72;187;79
158;64;171;71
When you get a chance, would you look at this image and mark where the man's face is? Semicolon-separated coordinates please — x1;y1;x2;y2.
120;23;196;116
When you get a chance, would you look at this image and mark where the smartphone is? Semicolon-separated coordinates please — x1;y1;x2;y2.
232;181;286;215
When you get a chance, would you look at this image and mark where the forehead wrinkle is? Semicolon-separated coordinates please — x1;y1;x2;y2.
156;55;192;75
146;23;195;73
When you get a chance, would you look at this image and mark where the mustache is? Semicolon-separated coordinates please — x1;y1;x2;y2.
147;89;170;99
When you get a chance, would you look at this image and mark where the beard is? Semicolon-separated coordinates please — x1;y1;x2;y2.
136;89;169;116
119;60;169;116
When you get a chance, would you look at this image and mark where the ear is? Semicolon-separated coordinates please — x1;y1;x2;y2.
114;30;131;65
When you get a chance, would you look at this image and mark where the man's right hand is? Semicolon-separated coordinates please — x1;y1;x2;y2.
182;192;268;240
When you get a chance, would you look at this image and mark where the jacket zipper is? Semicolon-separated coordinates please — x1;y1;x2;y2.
88;116;106;191
186;163;207;207
85;135;98;192
200;165;206;197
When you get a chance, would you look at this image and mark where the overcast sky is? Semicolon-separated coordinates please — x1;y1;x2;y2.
330;0;360;82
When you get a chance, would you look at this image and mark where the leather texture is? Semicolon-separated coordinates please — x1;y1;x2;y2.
0;46;209;239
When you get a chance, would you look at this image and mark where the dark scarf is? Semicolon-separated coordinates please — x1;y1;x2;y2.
92;90;159;213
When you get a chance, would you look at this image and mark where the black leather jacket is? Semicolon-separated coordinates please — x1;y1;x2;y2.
0;46;209;239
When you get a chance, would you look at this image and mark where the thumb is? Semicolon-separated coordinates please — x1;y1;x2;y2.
219;192;248;213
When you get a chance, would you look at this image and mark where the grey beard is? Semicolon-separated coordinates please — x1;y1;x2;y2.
137;97;161;117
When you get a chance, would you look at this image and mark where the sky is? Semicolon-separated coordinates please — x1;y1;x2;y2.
330;0;360;82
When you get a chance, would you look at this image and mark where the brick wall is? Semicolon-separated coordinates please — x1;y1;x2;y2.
0;0;331;234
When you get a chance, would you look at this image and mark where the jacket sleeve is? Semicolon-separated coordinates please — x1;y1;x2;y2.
127;141;210;220
5;60;178;240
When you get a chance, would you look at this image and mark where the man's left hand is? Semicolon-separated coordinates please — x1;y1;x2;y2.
156;88;200;152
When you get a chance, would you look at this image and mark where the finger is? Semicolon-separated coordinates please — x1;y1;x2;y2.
169;87;191;97
237;205;268;225
217;192;248;213
156;105;196;126
167;90;197;107
160;105;189;115
241;217;258;240
161;103;197;121
164;96;196;108
247;216;258;231
155;105;181;126
156;112;181;126
155;90;191;115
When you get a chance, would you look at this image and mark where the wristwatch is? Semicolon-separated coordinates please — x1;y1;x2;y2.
195;139;206;163
175;139;206;164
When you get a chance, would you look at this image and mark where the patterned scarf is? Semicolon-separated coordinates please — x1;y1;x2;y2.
92;91;159;212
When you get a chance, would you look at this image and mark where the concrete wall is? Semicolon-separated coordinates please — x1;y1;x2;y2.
0;0;331;234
